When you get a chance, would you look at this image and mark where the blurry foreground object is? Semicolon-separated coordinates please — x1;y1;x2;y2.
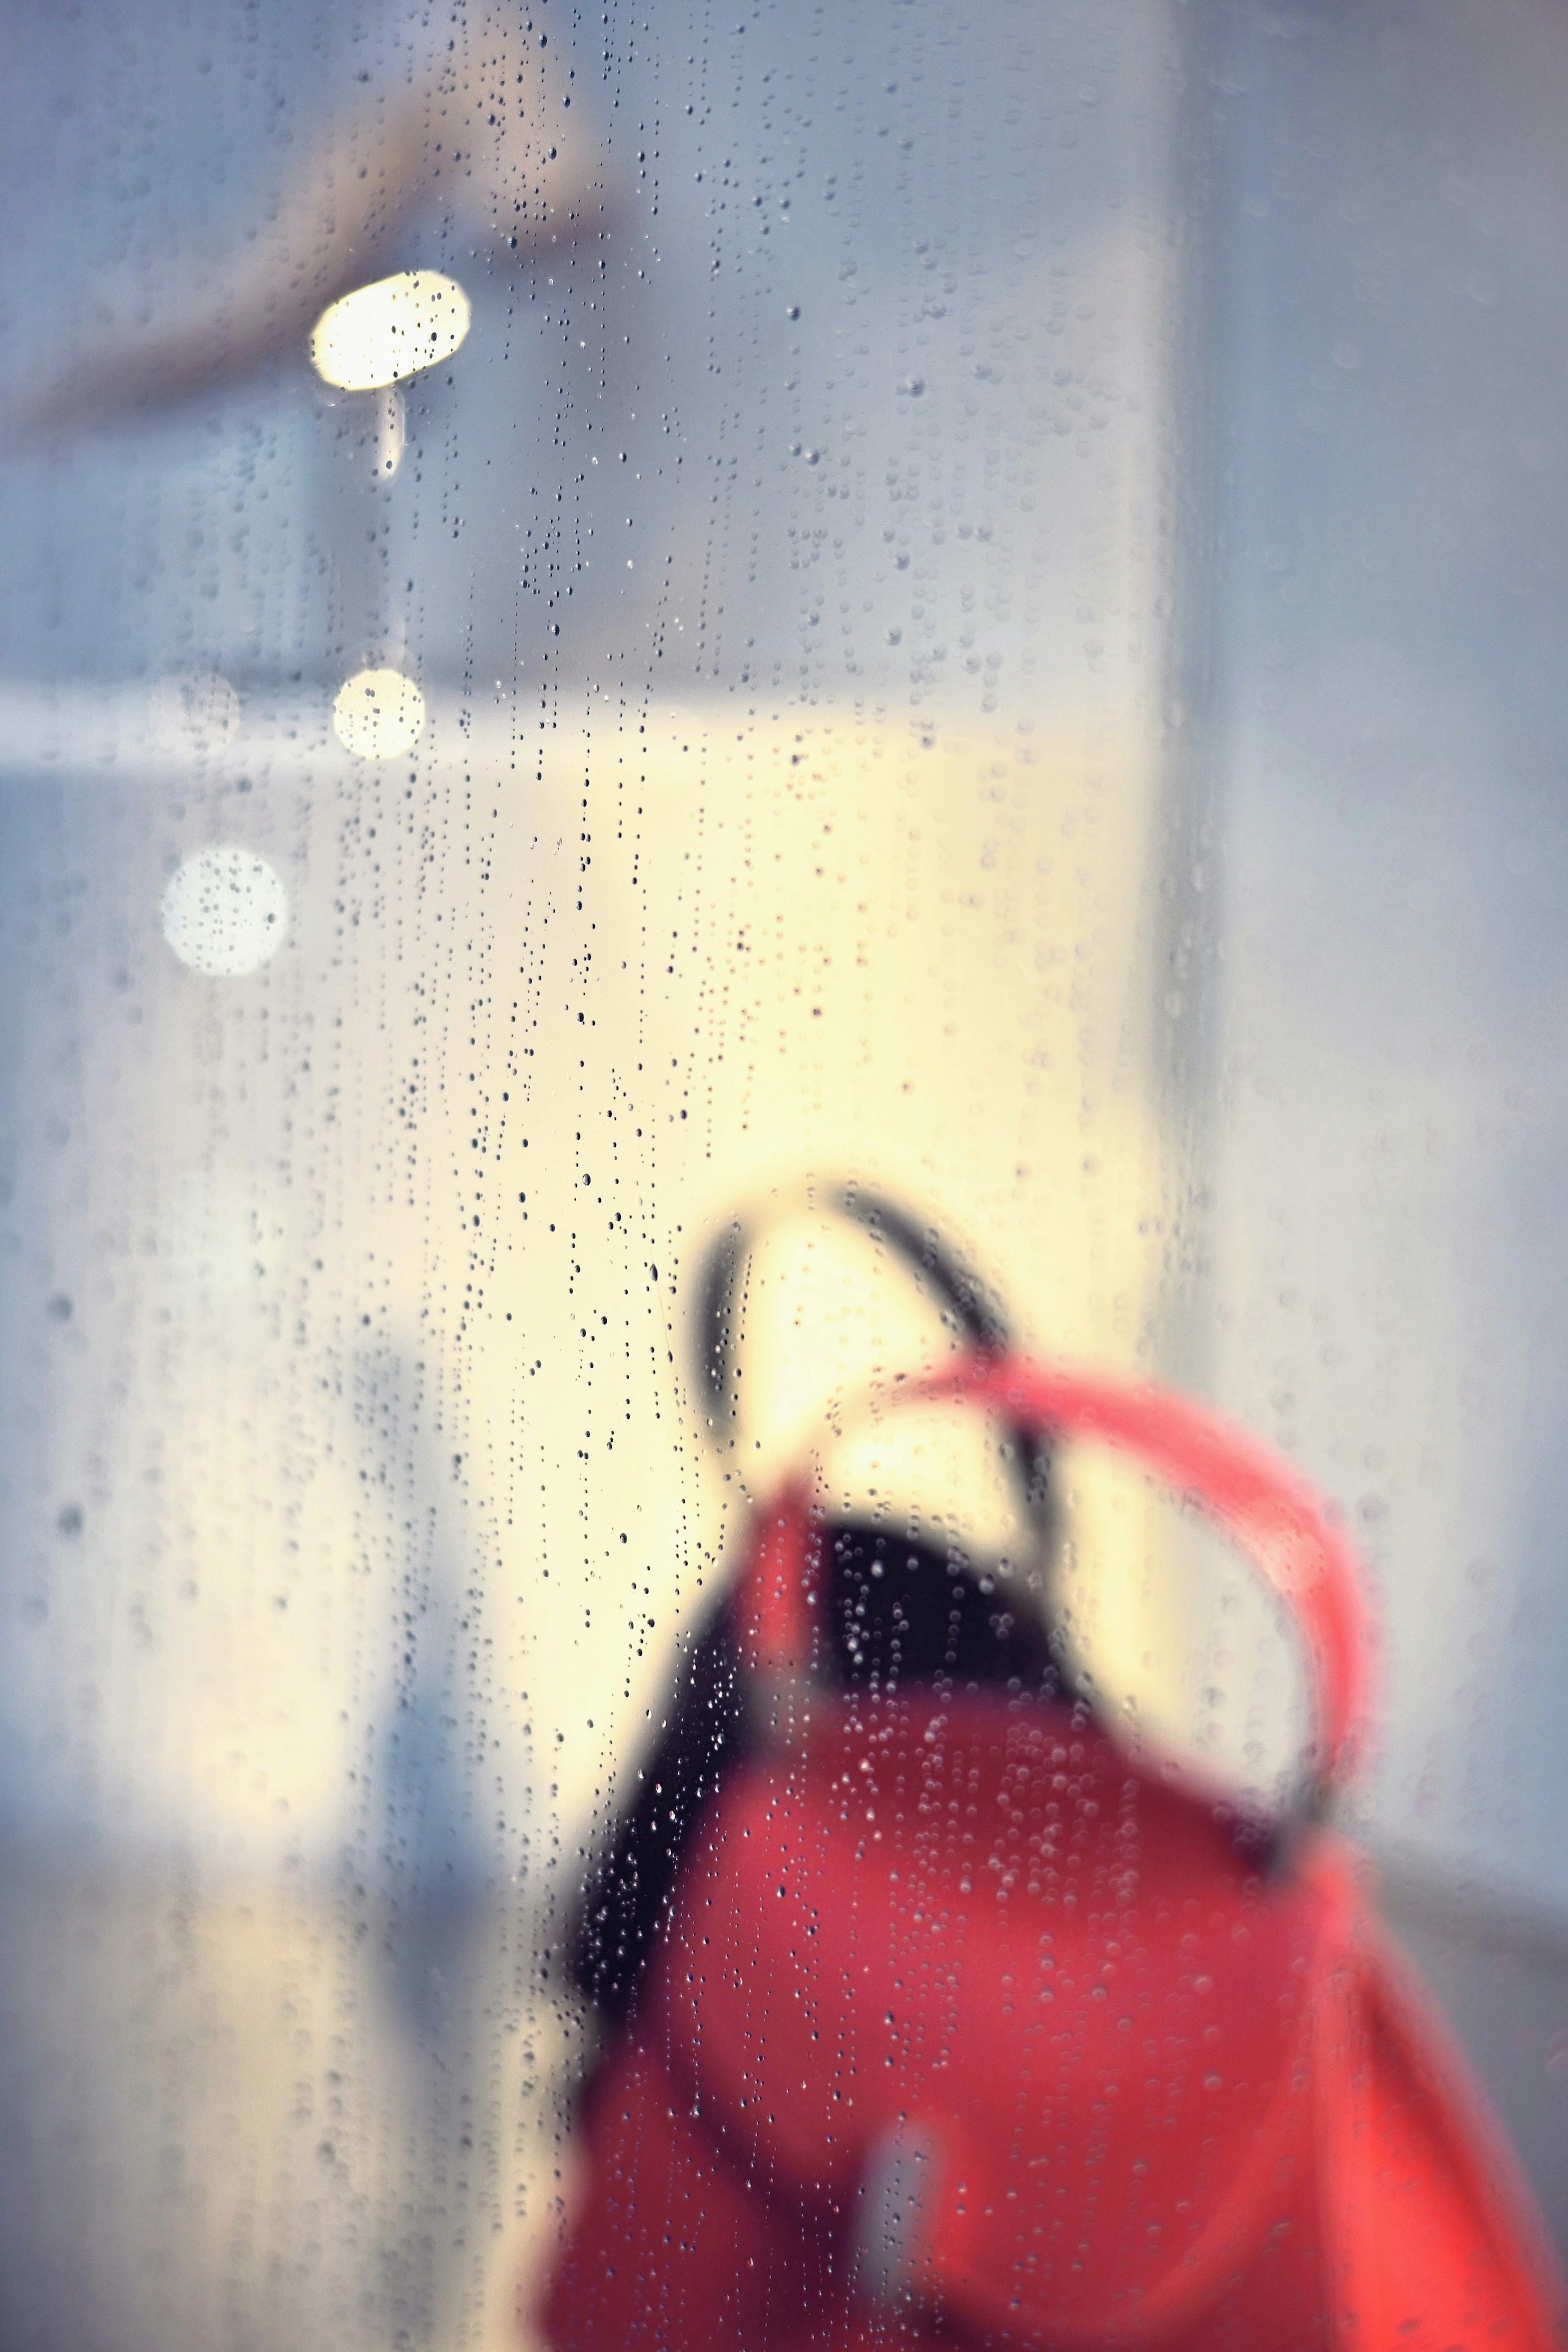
541;1312;1563;2348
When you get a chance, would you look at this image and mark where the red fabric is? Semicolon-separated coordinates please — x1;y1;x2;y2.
539;1357;1564;2350
1316;1906;1562;2349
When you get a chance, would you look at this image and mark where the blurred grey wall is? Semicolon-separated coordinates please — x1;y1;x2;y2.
1199;0;1568;1928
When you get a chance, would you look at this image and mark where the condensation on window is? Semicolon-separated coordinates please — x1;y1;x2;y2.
2;3;1566;2347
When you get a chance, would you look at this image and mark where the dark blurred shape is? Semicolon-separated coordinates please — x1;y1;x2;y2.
573;1188;1064;2024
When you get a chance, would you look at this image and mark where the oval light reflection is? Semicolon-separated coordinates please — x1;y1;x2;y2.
310;270;472;392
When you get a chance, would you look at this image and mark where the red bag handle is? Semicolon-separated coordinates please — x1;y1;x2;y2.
740;1350;1375;1803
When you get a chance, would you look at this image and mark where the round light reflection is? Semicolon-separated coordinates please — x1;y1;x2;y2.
332;667;426;761
310;271;471;392
161;846;288;977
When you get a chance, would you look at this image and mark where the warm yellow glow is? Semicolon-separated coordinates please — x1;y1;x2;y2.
69;703;1180;2352
332;666;425;759
309;270;471;392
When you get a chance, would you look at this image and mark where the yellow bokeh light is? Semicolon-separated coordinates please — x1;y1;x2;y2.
309;270;471;392
331;667;425;760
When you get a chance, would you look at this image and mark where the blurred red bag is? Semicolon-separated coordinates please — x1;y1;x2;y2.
539;1355;1563;2350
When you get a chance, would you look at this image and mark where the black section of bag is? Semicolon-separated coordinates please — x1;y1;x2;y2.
823;1519;1058;1689
566;1518;1062;2024
566;1188;1065;2024
694;1187;1057;1585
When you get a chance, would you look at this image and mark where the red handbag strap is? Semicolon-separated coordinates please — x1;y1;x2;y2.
740;1350;1374;1799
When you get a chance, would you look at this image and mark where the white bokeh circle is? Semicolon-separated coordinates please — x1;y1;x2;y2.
160;845;288;977
332;666;426;760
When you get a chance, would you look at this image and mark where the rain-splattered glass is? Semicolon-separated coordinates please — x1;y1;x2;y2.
2;3;1566;2346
